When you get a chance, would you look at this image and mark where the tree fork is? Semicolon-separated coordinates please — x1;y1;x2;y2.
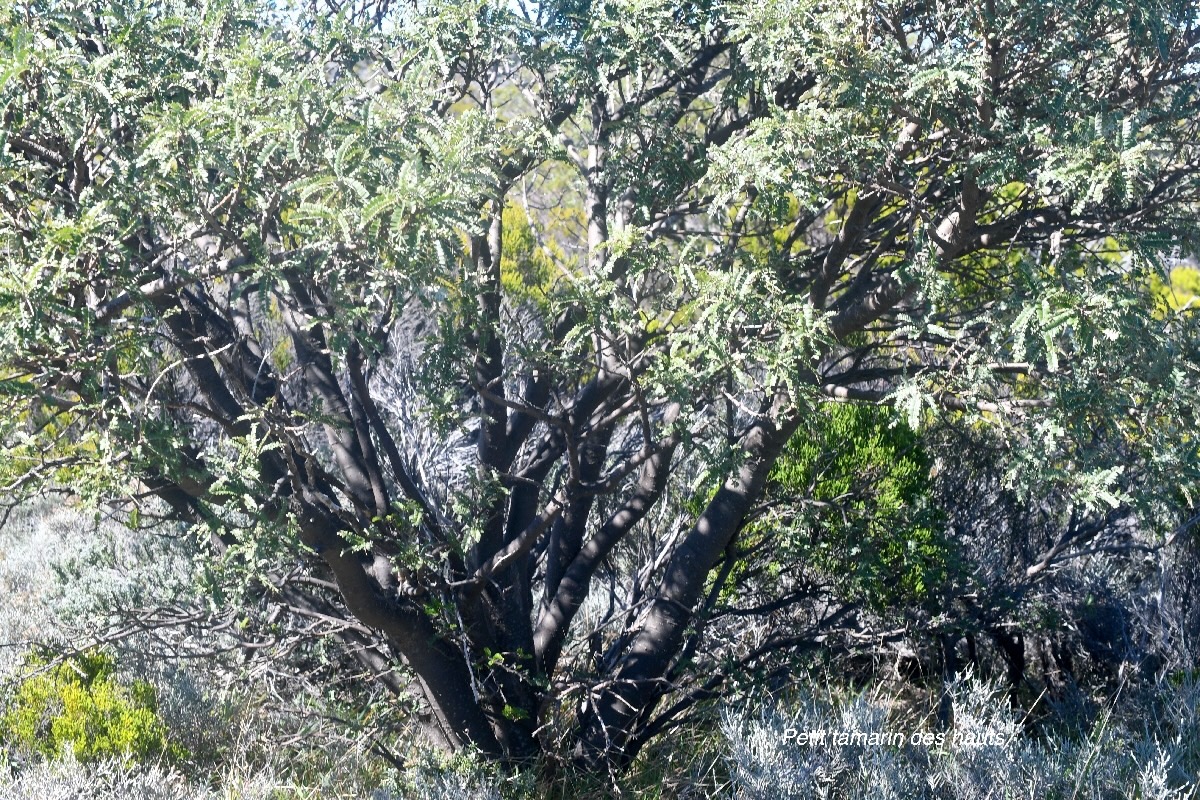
575;399;801;767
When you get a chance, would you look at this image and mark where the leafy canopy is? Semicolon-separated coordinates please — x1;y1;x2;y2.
0;0;1198;772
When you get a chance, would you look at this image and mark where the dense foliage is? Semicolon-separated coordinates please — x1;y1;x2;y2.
1;0;1198;779
759;404;947;607
3;650;177;764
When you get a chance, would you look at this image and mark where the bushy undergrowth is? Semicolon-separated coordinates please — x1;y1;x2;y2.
0;756;195;800
722;673;1200;800
0;500;403;795
3;499;1199;799
0;753;347;800
371;751;534;800
3;649;180;764
0;749;526;800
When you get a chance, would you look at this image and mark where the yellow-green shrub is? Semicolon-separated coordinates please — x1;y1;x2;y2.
2;649;183;763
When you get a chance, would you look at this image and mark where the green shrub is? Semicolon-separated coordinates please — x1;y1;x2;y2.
758;402;950;607
1;649;183;764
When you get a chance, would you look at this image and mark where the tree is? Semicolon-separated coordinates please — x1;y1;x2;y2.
2;0;1199;774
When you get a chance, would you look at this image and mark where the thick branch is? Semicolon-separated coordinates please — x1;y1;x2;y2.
534;425;678;676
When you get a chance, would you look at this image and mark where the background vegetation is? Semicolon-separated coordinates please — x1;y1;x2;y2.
1;0;1199;795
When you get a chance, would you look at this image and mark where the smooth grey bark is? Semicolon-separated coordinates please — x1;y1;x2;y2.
534;404;682;676
575;400;801;766
293;497;503;755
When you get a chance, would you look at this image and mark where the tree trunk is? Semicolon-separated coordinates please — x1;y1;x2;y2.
574;405;800;769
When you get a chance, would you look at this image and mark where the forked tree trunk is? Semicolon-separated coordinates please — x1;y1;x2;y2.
573;408;801;769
